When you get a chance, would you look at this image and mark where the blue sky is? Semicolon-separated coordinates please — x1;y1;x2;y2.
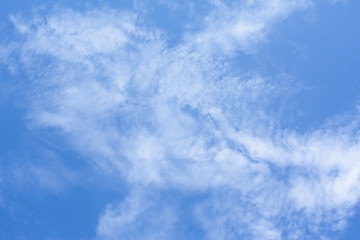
1;0;360;239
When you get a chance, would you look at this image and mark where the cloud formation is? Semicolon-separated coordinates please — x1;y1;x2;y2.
4;0;360;239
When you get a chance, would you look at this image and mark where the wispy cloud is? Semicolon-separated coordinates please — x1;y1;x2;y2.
4;0;360;239
191;0;312;54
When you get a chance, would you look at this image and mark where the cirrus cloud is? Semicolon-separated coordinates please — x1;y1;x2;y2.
3;0;360;239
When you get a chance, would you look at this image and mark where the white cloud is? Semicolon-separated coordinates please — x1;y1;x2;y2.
191;0;312;54
5;0;360;239
97;188;179;240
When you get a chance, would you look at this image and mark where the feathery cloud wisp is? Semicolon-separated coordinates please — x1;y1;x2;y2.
4;1;360;239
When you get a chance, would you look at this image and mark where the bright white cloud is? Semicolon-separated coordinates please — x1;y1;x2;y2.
5;0;360;239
